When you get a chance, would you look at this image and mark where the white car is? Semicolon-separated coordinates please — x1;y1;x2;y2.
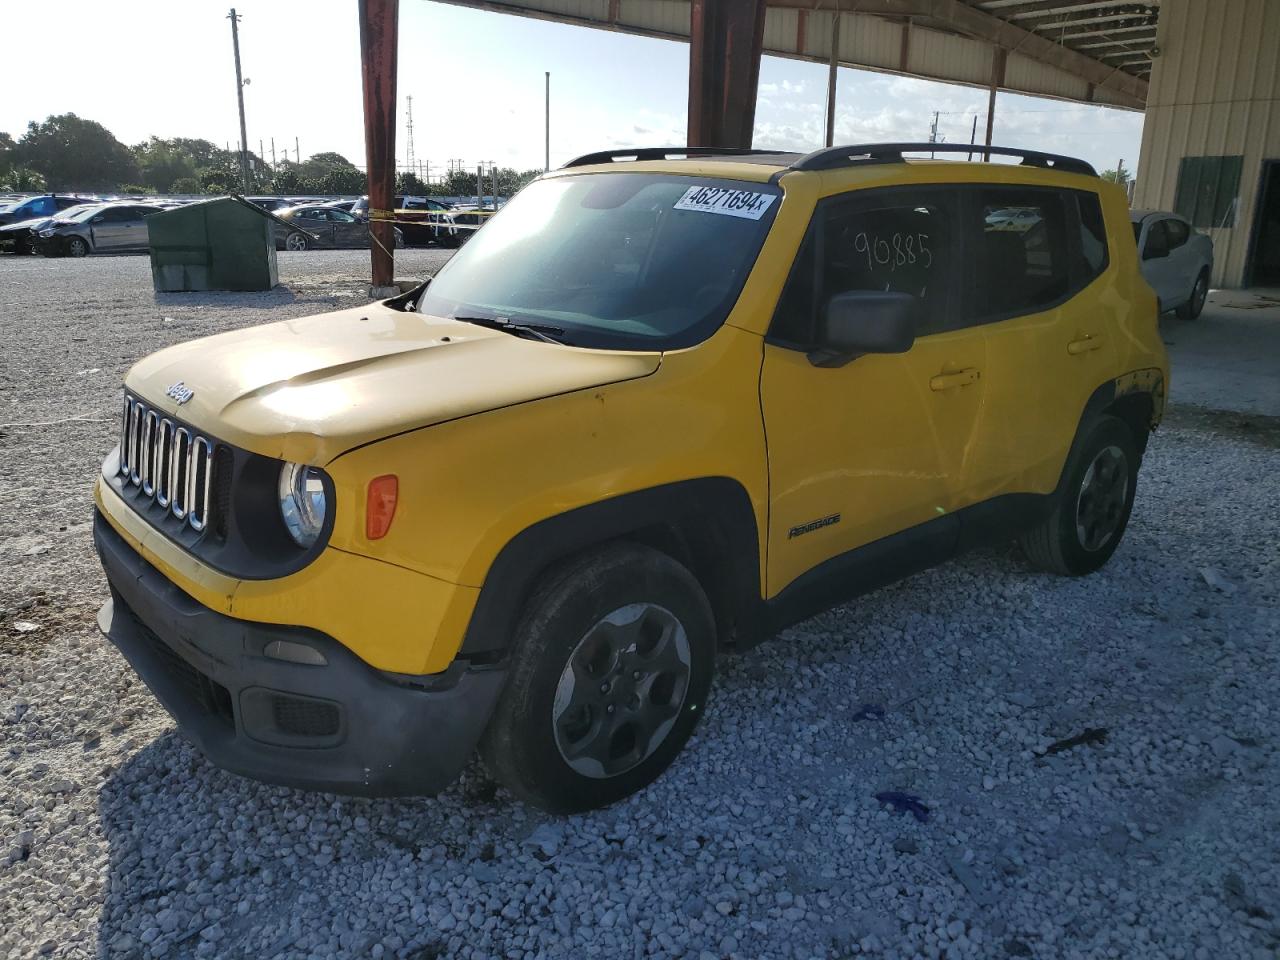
1131;210;1214;320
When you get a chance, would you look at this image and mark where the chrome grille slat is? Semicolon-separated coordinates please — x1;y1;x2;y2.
141;411;158;495
117;394;219;535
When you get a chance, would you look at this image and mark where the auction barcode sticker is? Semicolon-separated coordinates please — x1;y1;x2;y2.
673;186;776;220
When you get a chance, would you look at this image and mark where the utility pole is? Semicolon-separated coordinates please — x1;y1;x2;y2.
967;115;977;161
476;164;483;207
405;95;416;182
271;137;276;169
295;137;301;164
227;9;250;193
544;71;550;172
259;138;265;174
929;110;939;158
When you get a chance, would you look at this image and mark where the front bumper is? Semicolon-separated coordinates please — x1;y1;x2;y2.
94;513;506;797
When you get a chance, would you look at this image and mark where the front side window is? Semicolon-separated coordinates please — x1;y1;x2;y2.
1164;217;1190;248
971;190;1070;319
771;198;951;346
417;173;781;349
1144;220;1169;260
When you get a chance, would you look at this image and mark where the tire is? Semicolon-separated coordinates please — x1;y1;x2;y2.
285;232;310;252
67;237;89;258
1020;415;1141;576
1176;269;1209;321
480;542;716;813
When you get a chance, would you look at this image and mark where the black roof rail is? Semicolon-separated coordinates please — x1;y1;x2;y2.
562;146;787;168
789;143;1097;177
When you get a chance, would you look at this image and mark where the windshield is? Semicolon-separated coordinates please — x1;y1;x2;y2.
56;204;100;221
62;205;105;223
417;173;781;349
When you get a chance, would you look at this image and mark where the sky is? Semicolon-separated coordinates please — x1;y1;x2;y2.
3;0;1144;178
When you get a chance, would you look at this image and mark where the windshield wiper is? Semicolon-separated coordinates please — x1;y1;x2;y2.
452;315;570;345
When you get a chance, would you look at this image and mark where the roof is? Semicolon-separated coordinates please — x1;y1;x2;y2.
558;144;1097;180
1129;209;1184;222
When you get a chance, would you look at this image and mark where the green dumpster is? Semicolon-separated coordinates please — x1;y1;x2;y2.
147;196;280;292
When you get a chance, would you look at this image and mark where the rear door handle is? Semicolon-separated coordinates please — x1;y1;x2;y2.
1068;335;1103;355
929;367;981;391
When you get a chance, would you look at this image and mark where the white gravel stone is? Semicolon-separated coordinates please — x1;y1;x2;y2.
1;253;1278;960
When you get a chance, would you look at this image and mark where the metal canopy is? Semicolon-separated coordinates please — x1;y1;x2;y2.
970;0;1159;78
433;0;1155;109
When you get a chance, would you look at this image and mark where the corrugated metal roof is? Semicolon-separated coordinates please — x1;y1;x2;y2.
436;0;1152;108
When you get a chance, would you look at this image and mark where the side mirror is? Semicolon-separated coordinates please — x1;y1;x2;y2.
808;290;920;368
91;215;105;223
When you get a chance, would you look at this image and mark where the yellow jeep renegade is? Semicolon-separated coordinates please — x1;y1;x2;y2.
94;144;1167;812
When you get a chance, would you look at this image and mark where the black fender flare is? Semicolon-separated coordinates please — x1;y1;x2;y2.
458;477;764;659
1059;369;1164;495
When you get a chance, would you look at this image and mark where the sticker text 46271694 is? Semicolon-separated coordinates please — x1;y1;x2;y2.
674;186;777;221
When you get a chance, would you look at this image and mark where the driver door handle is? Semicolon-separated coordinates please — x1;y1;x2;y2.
929;368;981;391
1068;335;1103;355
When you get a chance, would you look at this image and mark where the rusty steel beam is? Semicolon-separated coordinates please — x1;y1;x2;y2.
358;0;399;292
764;0;1147;106
688;0;768;148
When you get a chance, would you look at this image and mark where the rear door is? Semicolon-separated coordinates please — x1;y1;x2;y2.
964;185;1117;499
120;206;159;250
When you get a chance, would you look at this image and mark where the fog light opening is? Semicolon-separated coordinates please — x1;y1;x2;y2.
263;639;328;666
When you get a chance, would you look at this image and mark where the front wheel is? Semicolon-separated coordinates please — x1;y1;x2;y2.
67;237;89;258
1020;415;1140;576
1176;269;1209;321
480;543;715;813
285;232;310;252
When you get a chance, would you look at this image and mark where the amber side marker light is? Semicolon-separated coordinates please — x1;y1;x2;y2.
366;474;399;539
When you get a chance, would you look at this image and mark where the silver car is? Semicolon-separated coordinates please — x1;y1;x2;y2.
1131;210;1214;320
38;202;163;257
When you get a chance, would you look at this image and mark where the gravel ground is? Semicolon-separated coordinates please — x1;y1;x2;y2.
1;253;1278;960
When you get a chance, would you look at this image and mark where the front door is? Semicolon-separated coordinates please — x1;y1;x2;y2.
1139;218;1178;308
760;188;986;596
90;208;131;250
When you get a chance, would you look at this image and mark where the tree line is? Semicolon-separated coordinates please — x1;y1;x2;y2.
0;113;543;198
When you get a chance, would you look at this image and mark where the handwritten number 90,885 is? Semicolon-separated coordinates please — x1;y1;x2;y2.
853;231;932;271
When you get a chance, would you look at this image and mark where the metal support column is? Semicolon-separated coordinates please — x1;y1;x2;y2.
687;0;767;148
825;8;841;148
358;0;399;294
984;46;1007;156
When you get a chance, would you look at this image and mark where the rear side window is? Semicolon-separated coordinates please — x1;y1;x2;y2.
1076;193;1109;279
771;198;952;345
970;190;1070;320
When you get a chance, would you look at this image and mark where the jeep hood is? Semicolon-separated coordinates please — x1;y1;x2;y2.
125;301;660;464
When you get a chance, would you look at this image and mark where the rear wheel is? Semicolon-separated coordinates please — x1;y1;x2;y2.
480;543;715;813
1176;269;1209;320
67;237;89;258
1020;416;1140;576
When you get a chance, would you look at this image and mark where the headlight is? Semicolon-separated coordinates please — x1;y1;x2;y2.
39;229;55;238
278;462;327;548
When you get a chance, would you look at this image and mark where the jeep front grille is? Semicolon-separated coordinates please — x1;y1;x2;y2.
119;394;216;532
